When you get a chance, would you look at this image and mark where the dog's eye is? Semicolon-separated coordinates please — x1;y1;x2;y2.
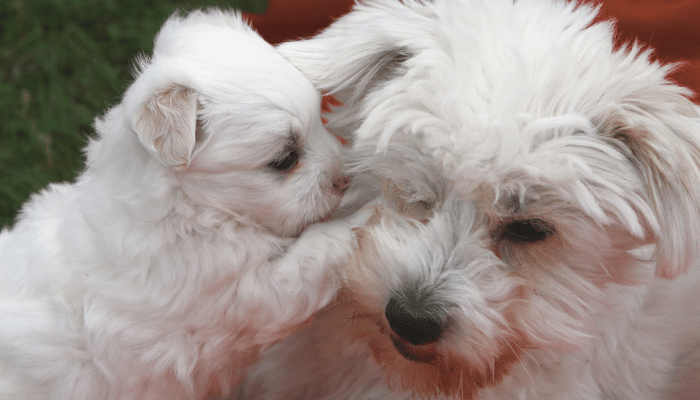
414;200;433;210
406;200;433;222
268;149;300;172
497;218;554;244
401;199;432;212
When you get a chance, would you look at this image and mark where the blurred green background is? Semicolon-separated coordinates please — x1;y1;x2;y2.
0;0;269;228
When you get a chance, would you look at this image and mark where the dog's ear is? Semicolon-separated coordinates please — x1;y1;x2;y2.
276;1;416;104
595;94;700;279
132;85;199;170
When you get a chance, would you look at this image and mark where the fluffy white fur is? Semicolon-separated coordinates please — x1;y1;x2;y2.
236;0;700;399
0;9;363;400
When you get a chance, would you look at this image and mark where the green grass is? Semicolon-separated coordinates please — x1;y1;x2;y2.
0;0;268;229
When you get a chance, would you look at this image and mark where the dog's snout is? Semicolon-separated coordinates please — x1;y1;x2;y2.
385;296;445;346
331;174;351;196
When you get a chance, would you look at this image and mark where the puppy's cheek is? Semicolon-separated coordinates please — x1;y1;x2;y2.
326;189;345;214
312;169;347;223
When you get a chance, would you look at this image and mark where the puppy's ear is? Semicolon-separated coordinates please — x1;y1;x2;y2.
596;94;700;279
133;85;199;170
276;1;415;104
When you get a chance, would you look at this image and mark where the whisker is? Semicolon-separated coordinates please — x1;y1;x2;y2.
504;339;535;383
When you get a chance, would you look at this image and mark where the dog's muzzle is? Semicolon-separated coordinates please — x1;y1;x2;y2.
384;294;448;364
385;296;445;345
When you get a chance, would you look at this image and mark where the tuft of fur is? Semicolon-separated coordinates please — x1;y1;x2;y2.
0;9;363;400
237;0;700;399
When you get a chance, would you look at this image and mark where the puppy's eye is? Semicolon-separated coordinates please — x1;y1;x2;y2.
497;218;554;244
268;149;300;172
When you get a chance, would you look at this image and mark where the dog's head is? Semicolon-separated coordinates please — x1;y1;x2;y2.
280;0;700;397
111;9;348;237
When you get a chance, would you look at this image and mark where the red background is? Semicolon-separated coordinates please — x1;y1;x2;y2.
243;0;700;101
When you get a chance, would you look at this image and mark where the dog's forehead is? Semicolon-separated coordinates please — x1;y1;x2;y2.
355;0;674;196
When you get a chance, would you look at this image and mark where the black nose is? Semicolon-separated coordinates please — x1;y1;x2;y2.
384;296;445;346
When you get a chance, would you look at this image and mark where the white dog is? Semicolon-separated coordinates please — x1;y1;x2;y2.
236;0;700;399
0;9;362;400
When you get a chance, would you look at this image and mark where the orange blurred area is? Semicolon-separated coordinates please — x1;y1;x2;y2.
597;0;700;100
244;0;700;100
243;0;355;45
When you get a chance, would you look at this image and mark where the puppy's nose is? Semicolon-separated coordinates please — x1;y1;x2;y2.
385;296;445;346
331;174;351;196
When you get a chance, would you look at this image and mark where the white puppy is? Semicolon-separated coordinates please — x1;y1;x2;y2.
237;0;700;399
0;9;360;400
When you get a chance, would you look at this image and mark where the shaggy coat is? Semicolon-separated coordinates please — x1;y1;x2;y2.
237;1;700;399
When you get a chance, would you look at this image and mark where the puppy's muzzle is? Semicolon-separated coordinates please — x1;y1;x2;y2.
332;174;351;196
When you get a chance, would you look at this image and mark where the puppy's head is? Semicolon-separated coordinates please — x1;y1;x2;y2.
282;0;700;398
119;9;348;236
